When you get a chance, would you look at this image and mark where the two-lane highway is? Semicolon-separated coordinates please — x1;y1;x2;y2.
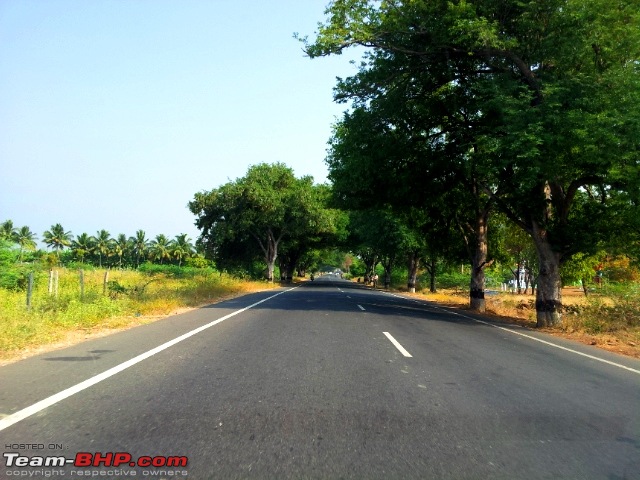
1;277;639;479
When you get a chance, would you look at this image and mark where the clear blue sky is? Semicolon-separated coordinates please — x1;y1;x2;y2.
0;0;358;247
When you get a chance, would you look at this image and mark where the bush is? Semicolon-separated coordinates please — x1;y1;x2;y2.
432;271;469;290
0;242;29;290
184;255;212;269
137;262;217;278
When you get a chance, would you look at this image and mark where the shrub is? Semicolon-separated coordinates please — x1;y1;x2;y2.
433;271;469;290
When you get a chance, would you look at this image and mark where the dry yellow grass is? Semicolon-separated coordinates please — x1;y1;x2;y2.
0;268;279;366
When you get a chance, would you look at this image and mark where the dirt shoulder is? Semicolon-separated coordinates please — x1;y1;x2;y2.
405;287;640;359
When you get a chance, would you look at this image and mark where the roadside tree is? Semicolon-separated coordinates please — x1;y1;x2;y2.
304;0;640;325
189;163;331;282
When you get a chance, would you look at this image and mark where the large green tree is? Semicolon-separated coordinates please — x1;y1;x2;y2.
172;234;195;267
92;230;112;268
113;233;130;268
189;163;333;282
12;226;38;262
129;230;149;268
149;234;173;265
71;233;94;264
0;220;16;241
326;85;494;309
277;183;349;281
43;223;73;260
304;0;640;326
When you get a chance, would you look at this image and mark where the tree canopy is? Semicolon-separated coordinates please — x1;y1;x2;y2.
303;0;640;325
189;163;345;281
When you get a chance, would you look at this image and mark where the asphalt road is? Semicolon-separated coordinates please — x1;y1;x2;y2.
1;276;639;479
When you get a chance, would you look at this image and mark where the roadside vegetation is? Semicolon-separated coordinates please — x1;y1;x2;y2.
0;228;279;364
1;216;638;363
0;264;276;364
2;1;640;363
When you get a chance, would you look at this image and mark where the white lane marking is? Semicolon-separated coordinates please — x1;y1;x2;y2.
380;291;640;375
384;332;413;357
432;305;640;376
357;304;365;311
0;287;299;432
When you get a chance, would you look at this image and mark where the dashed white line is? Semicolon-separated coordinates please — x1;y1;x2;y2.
384;332;413;357
380;291;640;375
357;304;365;311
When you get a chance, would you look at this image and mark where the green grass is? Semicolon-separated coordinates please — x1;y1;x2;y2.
0;268;277;361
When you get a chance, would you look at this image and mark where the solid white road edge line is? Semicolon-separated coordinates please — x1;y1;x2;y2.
433;305;640;376
0;287;299;432
383;332;413;358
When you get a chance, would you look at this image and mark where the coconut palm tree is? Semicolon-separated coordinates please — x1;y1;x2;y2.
42;223;73;260
13;226;37;261
149;234;173;264
1;220;16;241
71;233;94;264
92;230;113;268
113;233;130;268
172;233;195;267
129;230;148;267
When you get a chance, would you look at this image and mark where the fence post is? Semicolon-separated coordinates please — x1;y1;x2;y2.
103;270;109;295
26;272;34;309
48;269;54;295
79;269;84;300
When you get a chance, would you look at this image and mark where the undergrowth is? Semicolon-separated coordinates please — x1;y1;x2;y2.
0;268;276;360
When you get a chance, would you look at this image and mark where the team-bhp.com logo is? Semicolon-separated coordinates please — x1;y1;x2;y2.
4;452;188;468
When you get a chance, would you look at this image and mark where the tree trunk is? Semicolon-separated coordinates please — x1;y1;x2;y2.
266;259;276;282
266;237;276;282
469;210;489;312
581;278;589;297
381;255;393;289
428;257;437;293
286;258;295;283
512;259;523;294
531;220;562;327
258;229;280;283
407;252;419;293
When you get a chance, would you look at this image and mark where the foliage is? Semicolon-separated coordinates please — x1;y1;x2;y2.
42;223;73;258
0;241;25;290
189;163;344;281
429;271;469;291
137;262;215;278
2;217;199;271
561;252;603;288
304;0;640;325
